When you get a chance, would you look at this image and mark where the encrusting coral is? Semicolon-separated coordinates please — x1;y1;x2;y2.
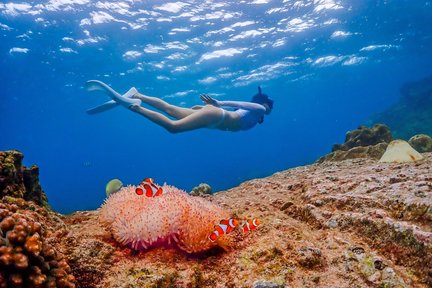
317;124;392;163
409;134;432;153
0;203;76;288
99;184;232;253
190;183;212;196
332;124;392;152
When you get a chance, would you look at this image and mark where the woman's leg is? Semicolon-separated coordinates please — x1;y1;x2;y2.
133;93;195;119
129;105;223;133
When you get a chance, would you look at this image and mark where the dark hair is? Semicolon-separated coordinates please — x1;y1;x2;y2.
251;86;274;110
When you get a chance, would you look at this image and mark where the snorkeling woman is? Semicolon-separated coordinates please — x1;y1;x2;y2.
86;80;273;133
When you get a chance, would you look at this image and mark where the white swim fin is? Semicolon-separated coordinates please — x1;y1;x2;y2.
86;80;140;114
86;100;118;115
123;87;138;98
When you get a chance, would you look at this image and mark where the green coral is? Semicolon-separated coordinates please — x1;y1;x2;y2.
238;254;255;270
359;255;376;278
237;245;291;286
126;267;178;288
190;265;203;288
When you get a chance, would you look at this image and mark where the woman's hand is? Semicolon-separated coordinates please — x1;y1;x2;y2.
200;94;220;107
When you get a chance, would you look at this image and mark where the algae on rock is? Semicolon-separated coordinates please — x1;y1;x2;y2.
0;150;49;208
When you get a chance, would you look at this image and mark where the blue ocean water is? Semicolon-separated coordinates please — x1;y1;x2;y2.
1;0;431;214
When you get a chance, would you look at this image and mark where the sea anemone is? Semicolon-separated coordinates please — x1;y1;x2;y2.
99;184;231;253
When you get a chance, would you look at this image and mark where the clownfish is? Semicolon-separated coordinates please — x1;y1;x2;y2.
208;218;239;242
241;218;261;233
135;178;163;197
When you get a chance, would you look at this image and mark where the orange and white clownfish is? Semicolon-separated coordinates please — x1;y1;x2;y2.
135;178;163;197
208;218;239;242
241;218;261;233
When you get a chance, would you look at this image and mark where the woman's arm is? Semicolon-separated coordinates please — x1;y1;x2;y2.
200;94;265;112
217;100;266;112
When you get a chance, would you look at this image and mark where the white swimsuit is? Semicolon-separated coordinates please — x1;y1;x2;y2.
218;101;266;131
208;108;226;128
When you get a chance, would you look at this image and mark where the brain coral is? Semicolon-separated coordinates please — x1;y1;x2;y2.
99;184;231;253
0;203;76;288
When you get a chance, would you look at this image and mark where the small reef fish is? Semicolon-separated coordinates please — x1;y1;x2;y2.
208;218;239;242
105;179;123;197
135;178;163;197
242;218;261;233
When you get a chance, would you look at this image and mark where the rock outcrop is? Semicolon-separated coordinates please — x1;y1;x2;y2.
190;183;213;196
409;134;432;153
317;124;392;163
62;154;432;288
0;150;48;208
318;142;388;163
332;124;393;152
0;150;76;288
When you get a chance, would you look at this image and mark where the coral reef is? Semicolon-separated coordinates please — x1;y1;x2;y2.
318;124;392;163
317;142;387;163
2;148;431;287
99;184;231;253
0;150;48;208
332;124;392;152
62;153;432;287
409;134;432;153
0;202;76;288
190;183;212;196
317;124;430;164
0;150;76;288
371;75;432;139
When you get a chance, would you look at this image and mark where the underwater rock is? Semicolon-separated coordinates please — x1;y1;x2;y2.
408;134;432;153
252;280;285;288
19;151;432;287
0;150;49;208
317;142;387;163
332;124;392;152
297;246;324;269
59;153;432;287
22;165;48;207
9;149;429;287
371;75;432;139
379;140;424;163
0;150;24;199
65;237;114;288
54;211;116;288
190;183;212;196
317;124;392;163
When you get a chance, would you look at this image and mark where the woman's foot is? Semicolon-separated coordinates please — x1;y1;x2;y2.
131;93;144;100
128;103;141;111
86;80;141;110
